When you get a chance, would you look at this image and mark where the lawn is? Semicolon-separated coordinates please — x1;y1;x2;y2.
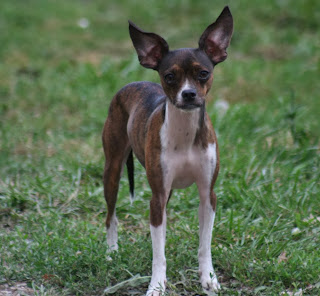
0;0;319;295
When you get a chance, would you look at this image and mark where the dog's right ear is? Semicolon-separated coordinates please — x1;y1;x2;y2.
129;21;169;70
198;6;233;65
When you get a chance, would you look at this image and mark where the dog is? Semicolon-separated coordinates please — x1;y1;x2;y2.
102;6;233;295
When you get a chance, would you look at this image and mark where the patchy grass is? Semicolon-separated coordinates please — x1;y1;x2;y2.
0;0;319;295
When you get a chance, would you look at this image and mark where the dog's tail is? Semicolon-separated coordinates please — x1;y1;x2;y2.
126;150;135;203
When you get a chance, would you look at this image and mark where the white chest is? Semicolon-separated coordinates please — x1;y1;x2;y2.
160;102;217;190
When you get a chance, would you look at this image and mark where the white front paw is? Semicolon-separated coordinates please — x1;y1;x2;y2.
200;270;220;292
146;279;166;296
146;288;162;296
146;287;165;296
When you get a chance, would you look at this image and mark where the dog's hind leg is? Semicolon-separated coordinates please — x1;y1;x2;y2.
102;101;130;252
103;158;122;252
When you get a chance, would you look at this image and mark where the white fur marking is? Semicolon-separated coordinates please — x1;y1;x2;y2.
158;102;219;293
176;80;192;104
199;143;217;187
196;143;219;291
147;215;167;296
130;193;135;204
160;101;202;189
198;208;219;291
107;214;118;252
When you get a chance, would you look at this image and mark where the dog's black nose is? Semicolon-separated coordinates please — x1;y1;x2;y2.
182;89;197;102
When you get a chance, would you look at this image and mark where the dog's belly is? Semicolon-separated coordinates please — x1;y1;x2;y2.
162;144;216;190
169;150;199;189
170;159;197;189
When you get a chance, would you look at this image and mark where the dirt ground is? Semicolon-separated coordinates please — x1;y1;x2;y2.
0;282;34;296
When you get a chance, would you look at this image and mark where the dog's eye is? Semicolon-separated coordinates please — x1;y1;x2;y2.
165;73;175;84
198;71;210;81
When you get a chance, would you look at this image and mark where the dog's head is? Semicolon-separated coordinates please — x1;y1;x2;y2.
129;6;233;110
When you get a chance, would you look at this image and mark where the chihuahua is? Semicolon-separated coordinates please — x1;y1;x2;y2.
102;6;233;295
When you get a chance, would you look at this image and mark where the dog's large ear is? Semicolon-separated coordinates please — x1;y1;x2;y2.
129;21;169;70
198;6;233;64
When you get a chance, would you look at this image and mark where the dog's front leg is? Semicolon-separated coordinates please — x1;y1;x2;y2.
198;188;220;292
146;194;167;296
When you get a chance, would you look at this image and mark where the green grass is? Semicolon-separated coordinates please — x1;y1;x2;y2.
0;0;319;295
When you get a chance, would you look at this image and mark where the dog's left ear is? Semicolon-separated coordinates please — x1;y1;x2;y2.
129;21;169;70
198;6;233;64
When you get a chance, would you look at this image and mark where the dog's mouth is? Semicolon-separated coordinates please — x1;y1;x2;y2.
174;102;203;110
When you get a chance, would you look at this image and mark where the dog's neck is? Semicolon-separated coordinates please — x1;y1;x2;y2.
161;99;201;150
